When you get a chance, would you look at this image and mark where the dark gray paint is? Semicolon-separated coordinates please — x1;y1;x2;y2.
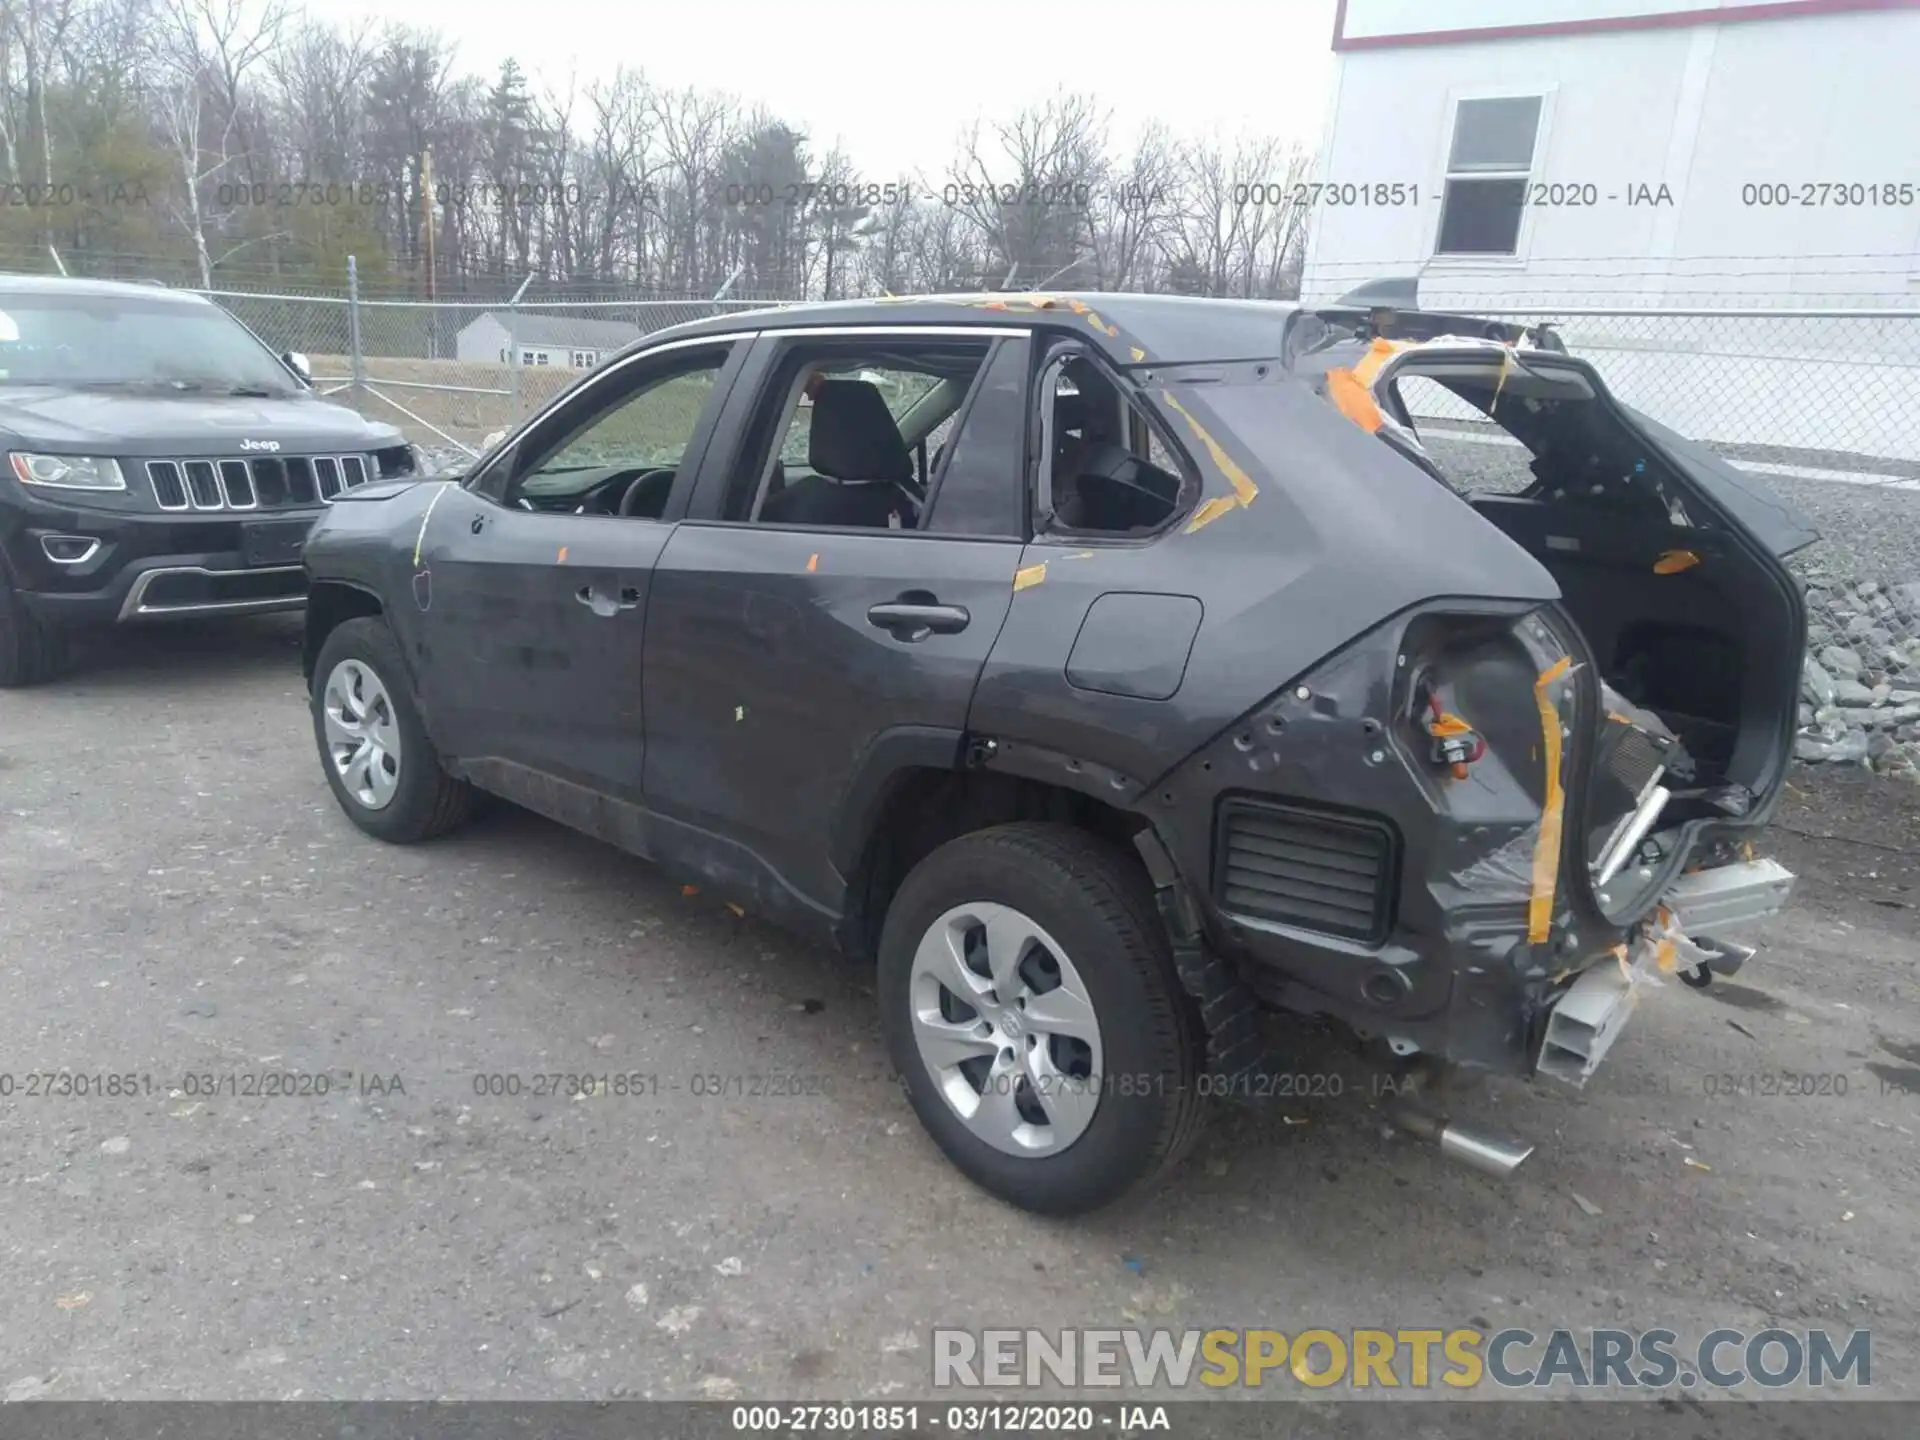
410;484;669;799
640;523;1021;918
1065;592;1203;701
299;291;1806;1080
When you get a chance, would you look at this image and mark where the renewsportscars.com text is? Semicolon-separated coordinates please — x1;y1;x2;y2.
932;1326;1871;1391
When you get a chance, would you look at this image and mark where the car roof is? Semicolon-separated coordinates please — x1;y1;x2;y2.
640;291;1304;367
0;273;208;305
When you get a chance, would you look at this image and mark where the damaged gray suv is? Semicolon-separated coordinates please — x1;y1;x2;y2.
299;282;1809;1214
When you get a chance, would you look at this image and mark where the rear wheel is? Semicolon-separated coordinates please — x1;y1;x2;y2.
311;616;473;842
0;566;67;688
878;822;1205;1215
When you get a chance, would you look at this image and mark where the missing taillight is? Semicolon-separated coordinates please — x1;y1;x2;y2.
1419;683;1486;780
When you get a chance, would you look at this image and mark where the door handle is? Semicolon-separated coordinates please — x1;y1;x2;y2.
576;584;641;617
866;601;970;640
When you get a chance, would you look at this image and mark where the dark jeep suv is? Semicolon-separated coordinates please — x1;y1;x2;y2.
0;274;416;685
300;287;1809;1214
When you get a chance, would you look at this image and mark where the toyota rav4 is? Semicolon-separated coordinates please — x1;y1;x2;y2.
299;284;1809;1215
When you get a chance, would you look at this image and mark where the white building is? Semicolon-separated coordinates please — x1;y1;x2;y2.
453;311;644;370
1301;0;1920;460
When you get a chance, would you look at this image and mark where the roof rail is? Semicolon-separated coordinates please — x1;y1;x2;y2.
132;277;169;287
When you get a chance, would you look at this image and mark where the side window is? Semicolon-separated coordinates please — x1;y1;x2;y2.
727;338;991;531
500;348;729;519
1036;350;1187;536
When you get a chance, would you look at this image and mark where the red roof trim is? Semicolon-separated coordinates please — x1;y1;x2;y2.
1331;0;1920;51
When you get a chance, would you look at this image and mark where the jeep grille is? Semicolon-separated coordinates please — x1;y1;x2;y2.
146;454;373;512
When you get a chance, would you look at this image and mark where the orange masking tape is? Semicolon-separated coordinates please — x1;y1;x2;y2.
1327;368;1385;432
1527;656;1573;944
1351;336;1406;385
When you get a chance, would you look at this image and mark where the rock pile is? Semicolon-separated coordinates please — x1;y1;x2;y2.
1797;579;1920;778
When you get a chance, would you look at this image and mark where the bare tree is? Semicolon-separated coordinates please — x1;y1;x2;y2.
1085;121;1180;290
149;0;286;284
168;0;286;184
652;84;734;293
0;5;1315;299
267;19;375;182
580;68;660;284
943;93;1108;290
2;0;76;243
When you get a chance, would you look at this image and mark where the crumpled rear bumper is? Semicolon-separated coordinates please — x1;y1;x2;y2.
1536;856;1796;1084
1142;596;1793;1081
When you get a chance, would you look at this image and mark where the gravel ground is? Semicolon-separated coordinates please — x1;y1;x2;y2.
1;619;1918;1410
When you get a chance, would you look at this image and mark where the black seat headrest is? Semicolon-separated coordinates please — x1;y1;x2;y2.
809;379;912;483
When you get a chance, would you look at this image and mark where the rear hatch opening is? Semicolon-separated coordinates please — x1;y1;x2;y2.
1318;336;1808;928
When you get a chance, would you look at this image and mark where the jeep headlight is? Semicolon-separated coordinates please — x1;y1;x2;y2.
8;453;127;492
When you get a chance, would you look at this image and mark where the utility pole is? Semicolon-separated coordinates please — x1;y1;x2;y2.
421;149;437;303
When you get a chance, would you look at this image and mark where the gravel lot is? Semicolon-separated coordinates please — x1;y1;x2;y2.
2;618;1918;1409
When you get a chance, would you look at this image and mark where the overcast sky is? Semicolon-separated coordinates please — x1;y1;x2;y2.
310;0;1341;179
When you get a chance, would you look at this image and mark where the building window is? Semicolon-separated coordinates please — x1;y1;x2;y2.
570;350;595;368
1435;95;1542;256
521;351;536;365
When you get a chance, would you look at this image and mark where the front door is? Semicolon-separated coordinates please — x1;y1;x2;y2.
641;328;1033;924
414;338;744;802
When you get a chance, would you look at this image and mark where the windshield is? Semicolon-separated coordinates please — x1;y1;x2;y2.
0;292;298;393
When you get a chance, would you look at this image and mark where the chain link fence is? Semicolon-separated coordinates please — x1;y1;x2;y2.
1376;305;1920;469
203;268;790;456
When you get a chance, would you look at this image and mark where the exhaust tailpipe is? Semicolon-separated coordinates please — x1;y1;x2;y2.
1390;1106;1535;1178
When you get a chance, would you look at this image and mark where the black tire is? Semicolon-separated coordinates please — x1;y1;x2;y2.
310;615;473;843
877;822;1206;1215
0;565;68;688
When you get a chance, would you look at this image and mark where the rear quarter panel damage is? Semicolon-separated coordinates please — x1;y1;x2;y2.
968;372;1615;1071
1138;601;1604;1073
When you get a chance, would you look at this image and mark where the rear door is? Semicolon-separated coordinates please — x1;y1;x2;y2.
640;326;1032;925
415;337;745;800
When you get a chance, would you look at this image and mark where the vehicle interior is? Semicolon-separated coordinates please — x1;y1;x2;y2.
1373;354;1799;908
736;347;987;528
1040;354;1185;534
506;361;725;518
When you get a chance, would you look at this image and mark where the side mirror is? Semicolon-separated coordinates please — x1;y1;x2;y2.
282;350;312;384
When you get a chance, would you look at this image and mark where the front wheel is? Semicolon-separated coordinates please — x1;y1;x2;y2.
310;616;473;843
877;822;1205;1215
0;567;67;688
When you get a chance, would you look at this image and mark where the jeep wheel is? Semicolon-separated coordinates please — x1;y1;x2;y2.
0;567;67;688
877;822;1205;1215
311;616;473;843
